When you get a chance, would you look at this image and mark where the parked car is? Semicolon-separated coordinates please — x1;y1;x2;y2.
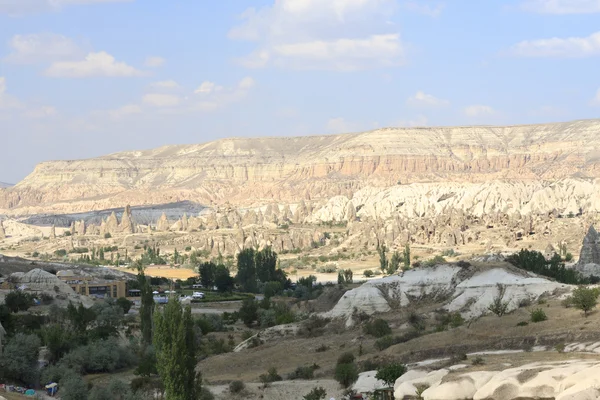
192;292;205;299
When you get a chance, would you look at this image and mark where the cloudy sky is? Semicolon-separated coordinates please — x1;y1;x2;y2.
0;0;599;183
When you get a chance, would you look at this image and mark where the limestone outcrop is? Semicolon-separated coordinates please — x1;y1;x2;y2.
325;264;567;324
0;221;5;240
4;119;600;215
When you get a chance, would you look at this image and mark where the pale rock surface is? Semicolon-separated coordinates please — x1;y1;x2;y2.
394;369;449;399
0;220;4;239
352;371;387;393
422;371;496;400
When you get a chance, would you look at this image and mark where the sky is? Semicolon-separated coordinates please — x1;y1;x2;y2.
0;0;600;183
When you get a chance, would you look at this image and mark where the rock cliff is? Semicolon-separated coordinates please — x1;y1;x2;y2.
3;119;600;215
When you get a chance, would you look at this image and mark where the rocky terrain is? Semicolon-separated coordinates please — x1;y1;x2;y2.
2;119;600;215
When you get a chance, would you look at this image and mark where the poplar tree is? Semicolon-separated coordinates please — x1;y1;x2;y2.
153;299;200;400
138;265;154;345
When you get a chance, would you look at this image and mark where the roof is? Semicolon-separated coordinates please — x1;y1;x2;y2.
56;270;75;277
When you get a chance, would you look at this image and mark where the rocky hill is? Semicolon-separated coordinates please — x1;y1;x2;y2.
2;119;600;215
0;182;12;188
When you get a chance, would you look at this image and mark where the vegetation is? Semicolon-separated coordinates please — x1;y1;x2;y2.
363;318;392;338
530;308;548;322
153;298;201;400
488;284;510;317
229;380;245;394
236;247;290;293
507;249;591;284
376;363;407;387
303;387;327;400
569;286;599;316
378;244;388;272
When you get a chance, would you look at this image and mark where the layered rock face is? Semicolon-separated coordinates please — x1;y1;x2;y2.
3;119;600;215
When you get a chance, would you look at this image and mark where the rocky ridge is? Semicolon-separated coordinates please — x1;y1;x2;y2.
3;119;600;215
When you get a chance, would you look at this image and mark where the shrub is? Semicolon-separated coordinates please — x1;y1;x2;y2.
337;352;355;365
4;290;33;313
259;367;282;388
315;344;330;353
555;343;566;353
229;380;245;394
104;233;112;239
570;287;599;316
54;249;68;257
289;364;320;380
363;270;374;278
334;363;358;388
516;321;529;327
488;284;509;317
364;319;392;338
116;297;133;314
472;357;485;366
408;311;426;331
303;387;327;400
530;308;548;323
375;330;421;351
375;363;407;387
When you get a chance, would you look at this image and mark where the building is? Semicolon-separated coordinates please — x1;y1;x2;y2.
56;270;127;299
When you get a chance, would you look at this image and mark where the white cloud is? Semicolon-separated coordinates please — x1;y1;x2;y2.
509;31;600;58
401;1;444;17
22;106;57;118
45;51;146;77
229;0;403;70
142;94;181;108
407;91;449;106
3;33;84;64
144;56;165;67
151;80;180;89
238;76;256;90
194;81;222;94
0;0;133;16
521;0;600;14
464;105;494;117
108;104;142;118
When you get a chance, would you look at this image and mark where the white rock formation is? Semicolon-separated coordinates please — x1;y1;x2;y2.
325;264;567;324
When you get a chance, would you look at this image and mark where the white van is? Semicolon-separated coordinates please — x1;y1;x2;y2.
192;292;205;299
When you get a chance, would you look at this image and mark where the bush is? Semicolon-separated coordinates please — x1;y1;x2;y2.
375;363;407;387
375;330;421;351
303;387;327;400
408;311;426;331
61;374;89;400
488;284;509;317
570;286;599;316
516;321;529;327
315;344;330;353
337;352;355;365
364;319;392;338
334;363;359;388
259;367;282;387
530;308;548;323
104;233;112;239
229;380;245;394
289;364;320;380
116;297;133;314
4;290;33;313
363;270;374;277
239;298;259;327
472;357;485;366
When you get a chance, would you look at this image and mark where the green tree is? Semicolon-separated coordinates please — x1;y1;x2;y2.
0;333;41;385
239;298;259;327
67;302;97;335
199;262;217;289
61;374;89;400
173;248;180;264
116;297;133;314
153;299;200;400
41;324;74;363
255;247;278;283
378;244;388;272
334;363;358;388
389;251;402;274
403;243;411;270
4;290;33;313
343;269;353;284
376;363;407;387
138;267;155;345
337;270;346;285
237;249;257;293
214;265;235;293
571;286;599;316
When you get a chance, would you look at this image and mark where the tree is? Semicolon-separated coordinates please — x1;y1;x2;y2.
334;363;358;388
67;302;97;334
403;244;411;270
41;324;74;363
237;249;257;293
488;283;509;317
343;269;353;284
116;297;133;314
214;265;235;293
153;298;200;400
199;262;217;289
239;298;259;327
4;290;32;313
255;247;277;283
263;281;283;298
138;267;154;345
0;333;41;385
389;251;402;274
61;374;89;400
378;244;388;272
376;363;407;387
571;287;599;316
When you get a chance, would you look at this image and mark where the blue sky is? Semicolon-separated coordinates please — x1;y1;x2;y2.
0;0;599;183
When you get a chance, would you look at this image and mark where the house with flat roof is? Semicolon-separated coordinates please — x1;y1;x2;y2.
56;270;127;299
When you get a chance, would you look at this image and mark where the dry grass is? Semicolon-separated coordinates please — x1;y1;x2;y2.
143;266;198;279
